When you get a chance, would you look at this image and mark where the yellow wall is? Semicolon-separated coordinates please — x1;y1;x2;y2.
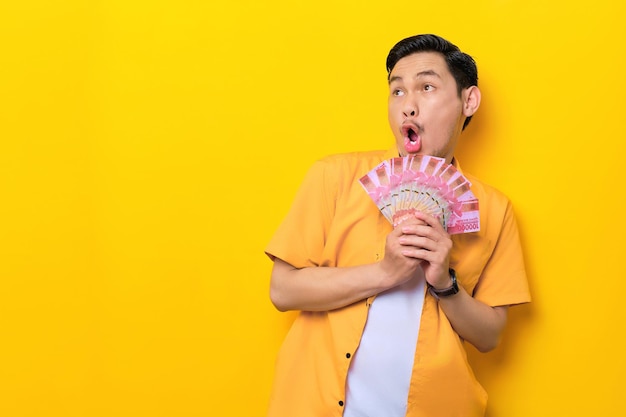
1;1;624;416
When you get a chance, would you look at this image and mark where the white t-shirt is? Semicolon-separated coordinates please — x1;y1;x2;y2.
343;272;425;417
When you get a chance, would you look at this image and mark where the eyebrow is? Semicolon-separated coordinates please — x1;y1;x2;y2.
388;70;441;84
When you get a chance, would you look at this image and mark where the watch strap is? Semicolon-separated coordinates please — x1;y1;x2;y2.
428;268;459;299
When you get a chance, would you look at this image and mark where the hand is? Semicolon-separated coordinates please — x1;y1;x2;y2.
397;211;453;289
378;217;425;289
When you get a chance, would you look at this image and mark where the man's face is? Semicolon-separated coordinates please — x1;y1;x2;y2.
388;52;475;162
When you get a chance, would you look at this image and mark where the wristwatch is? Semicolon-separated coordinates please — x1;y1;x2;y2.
428;268;459;299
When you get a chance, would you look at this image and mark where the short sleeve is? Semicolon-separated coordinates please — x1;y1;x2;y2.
473;200;531;307
265;159;337;268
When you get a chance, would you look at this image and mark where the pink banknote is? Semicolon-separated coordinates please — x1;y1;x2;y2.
359;155;480;234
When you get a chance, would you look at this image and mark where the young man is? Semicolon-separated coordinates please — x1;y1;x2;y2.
265;34;530;417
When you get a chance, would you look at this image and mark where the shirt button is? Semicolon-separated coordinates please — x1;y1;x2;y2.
338;400;344;407
345;353;351;358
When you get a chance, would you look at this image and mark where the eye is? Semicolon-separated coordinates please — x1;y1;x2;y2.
392;89;404;97
424;84;434;91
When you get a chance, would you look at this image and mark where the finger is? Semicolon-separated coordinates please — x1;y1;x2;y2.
400;232;452;260
401;247;435;262
401;225;445;246
399;235;437;250
411;211;447;232
394;217;426;231
402;247;448;268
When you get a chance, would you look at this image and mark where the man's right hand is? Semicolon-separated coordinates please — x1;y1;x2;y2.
378;217;426;288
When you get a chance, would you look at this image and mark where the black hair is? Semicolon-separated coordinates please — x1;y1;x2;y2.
386;34;478;129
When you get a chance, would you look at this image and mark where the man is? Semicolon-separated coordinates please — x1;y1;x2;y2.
265;34;530;417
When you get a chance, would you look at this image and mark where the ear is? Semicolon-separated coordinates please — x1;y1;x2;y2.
462;86;481;117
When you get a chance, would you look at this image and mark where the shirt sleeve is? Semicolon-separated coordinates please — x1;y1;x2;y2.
472;200;531;307
265;159;337;268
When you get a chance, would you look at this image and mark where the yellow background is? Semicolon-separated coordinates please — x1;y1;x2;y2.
1;1;624;416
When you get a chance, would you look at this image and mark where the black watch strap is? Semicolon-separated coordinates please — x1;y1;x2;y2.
428;268;459;299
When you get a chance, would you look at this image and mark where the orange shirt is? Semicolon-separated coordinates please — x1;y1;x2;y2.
265;149;530;417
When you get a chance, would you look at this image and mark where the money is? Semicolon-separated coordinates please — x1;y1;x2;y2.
359;155;480;234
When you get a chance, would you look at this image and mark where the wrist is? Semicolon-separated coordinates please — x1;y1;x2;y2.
430;274;453;290
428;268;459;299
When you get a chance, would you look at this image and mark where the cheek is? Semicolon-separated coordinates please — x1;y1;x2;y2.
387;104;399;127
388;117;402;139
432;101;462;125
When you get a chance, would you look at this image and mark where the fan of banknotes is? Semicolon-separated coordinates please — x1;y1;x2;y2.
358;155;480;234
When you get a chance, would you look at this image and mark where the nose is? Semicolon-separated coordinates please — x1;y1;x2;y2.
402;96;417;118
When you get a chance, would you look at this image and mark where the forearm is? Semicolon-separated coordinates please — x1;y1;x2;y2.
398;214;508;352
269;258;391;312
437;287;508;352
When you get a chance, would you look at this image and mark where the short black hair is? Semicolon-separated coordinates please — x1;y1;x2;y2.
386;34;478;129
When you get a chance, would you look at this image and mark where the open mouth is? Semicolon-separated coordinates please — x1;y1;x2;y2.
402;124;422;152
408;128;419;144
402;124;420;143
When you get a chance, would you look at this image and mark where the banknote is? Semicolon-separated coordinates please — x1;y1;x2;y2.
359;155;480;234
